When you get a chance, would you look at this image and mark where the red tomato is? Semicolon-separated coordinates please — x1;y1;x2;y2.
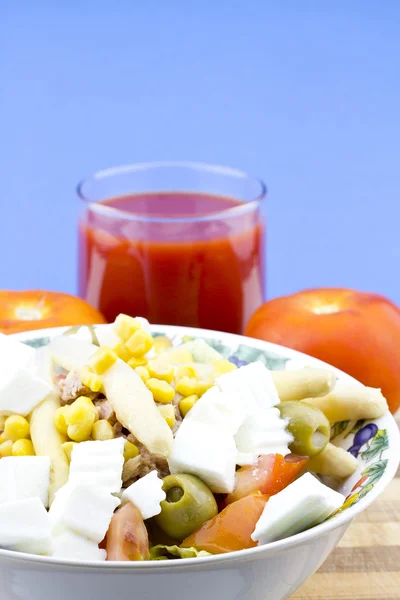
245;288;400;413
226;454;308;504
0;290;106;334
105;503;149;561
182;493;269;554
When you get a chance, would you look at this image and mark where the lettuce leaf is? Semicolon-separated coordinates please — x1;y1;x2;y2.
149;544;212;560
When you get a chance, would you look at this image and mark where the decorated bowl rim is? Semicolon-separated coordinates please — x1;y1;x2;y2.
1;323;398;571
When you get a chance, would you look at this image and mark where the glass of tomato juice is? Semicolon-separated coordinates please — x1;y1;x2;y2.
77;162;266;334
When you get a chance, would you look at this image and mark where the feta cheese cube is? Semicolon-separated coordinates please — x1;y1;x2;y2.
0;333;36;371
69;455;124;494
50;483;120;543
186;385;244;435
216;361;280;412
252;473;345;545
168;420;237;493
122;470;166;519
0;456;51;507
235;408;293;466
95;325;120;349
52;528;106;561
0;364;51;416
71;437;125;459
0;497;51;555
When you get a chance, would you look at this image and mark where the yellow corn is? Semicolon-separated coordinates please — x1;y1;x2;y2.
147;359;174;383
114;314;143;342
3;415;30;441
157;404;176;429
196;379;214;396
79;396;99;422
80;366;103;393
92;420;115;441
164;348;193;364
54;406;70;435
126;329;154;357
0;415;7;430
67;423;93;443
88;346;118;375
0;433;6;444
146;378;175;404
124;440;139;461
179;394;199;417
114;342;131;363
12;439;35;456
127;356;148;368
176;376;199;397
212;359;238;377
175;364;197;382
153;336;172;354
0;440;13;457
61;441;76;462
67;397;97;427
135;366;150;383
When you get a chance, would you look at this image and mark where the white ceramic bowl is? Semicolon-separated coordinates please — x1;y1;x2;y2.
1;325;398;600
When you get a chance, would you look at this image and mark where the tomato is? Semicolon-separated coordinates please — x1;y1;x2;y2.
105;503;150;561
181;493;269;554
0;290;106;334
226;454;308;504
245;288;400;414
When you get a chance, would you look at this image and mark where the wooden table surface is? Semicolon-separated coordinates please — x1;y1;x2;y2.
291;418;400;600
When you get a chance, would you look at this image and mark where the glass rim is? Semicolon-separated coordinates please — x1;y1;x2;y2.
77;161;267;224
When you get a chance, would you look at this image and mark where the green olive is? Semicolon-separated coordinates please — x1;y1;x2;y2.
278;401;330;457
155;474;218;540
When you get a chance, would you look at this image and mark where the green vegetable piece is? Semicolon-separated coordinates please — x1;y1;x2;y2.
155;474;218;541
150;544;212;560
278;401;330;457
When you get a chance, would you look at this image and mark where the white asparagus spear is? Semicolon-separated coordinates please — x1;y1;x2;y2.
307;442;358;479
272;368;337;402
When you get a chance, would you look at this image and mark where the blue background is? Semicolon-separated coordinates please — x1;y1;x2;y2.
1;1;400;303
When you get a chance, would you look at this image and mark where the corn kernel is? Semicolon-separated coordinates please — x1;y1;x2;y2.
114;342;132;363
114;314;143;342
67;397;97;427
80;366;103;393
196;378;214;397
124;440;139;461
157;404;176;429
0;433;7;444
3;415;30;441
153;336;172;354
176;376;199;397
54;407;70;435
212;359;238;377
88;346;118;375
147;359;174;383
126;329;154;358
0;415;7;430
78;396;99;422
61;441;76;462
92;420;115;441
164;348;193;364
175;364;197;382
12;439;35;456
135;366;150;383
146;378;175;404
67;422;93;443
179;394;199;417
127;356;148;368
0;440;13;457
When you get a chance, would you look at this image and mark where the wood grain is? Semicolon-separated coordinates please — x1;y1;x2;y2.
291;462;400;599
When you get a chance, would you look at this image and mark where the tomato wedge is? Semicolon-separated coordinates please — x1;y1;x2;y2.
226;454;308;504
106;503;150;561
181;493;269;554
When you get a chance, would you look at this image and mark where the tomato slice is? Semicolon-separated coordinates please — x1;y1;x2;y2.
182;493;269;554
105;503;150;561
226;454;308;504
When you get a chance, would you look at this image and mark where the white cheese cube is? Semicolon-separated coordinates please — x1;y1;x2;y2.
52;528;106;561
71;437;125;459
168;420;236;493
186;385;244;435
0;364;51;416
0;456;51;507
252;473;345;545
0;497;51;555
69;455;124;494
235;408;293;466
122;470;166;519
0;333;36;370
52;484;120;543
95;325;120;349
216;361;280;412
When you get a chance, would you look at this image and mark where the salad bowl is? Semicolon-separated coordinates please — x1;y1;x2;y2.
0;324;398;600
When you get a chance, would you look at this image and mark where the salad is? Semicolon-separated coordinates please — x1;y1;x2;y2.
0;315;389;561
